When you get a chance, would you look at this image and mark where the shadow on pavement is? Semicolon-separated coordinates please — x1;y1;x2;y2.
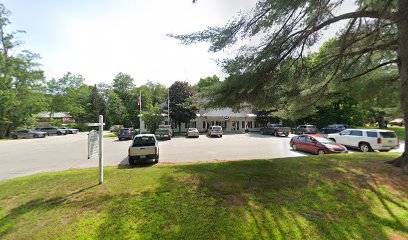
117;156;158;169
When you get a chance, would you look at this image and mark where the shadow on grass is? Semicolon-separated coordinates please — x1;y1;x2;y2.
1;155;407;239
97;157;407;239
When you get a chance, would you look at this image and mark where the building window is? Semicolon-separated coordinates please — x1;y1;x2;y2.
255;121;261;128
203;121;206;128
242;121;245;129
248;121;253;129
191;121;196;128
211;121;215;126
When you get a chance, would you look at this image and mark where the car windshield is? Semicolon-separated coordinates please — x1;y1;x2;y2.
380;131;397;138
188;128;197;131
212;126;222;131
314;137;334;144
133;136;155;147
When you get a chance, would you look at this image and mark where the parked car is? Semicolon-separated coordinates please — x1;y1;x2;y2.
292;125;318;135
290;134;348;155
260;123;291;137
128;134;159;165
327;129;399;152
60;127;79;134
118;128;137;140
186;128;199;138
155;128;172;140
320;124;348;134
158;124;174;136
389;118;404;126
10;129;47;139
207;125;223;138
109;125;124;133
36;127;67;135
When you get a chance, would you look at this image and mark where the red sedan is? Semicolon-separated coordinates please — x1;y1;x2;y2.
290;134;348;155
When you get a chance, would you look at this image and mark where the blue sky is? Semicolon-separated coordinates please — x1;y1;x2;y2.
2;0;355;86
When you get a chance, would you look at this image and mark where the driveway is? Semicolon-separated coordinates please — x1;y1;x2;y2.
0;132;403;181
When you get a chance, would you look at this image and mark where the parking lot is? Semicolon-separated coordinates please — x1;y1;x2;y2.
0;132;403;181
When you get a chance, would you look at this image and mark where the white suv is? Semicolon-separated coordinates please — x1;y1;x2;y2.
328;129;399;152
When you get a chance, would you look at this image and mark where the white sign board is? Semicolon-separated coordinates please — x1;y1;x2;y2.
88;130;99;159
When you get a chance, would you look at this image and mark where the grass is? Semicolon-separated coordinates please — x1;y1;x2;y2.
0;153;407;239
358;126;405;140
103;133;117;138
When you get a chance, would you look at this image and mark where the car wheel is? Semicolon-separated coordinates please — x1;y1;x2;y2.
12;135;17;139
220;135;222;138
284;133;289;137
359;143;372;152
129;157;135;165
33;134;39;138
292;144;297;151
118;138;122;141
154;157;159;163
57;131;62;135
317;149;325;155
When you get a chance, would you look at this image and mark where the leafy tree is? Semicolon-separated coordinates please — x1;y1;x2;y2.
142;105;164;133
174;0;408;170
112;72;135;96
112;73;136;127
89;84;106;122
46;72;92;122
195;75;220;92
169;81;196;132
0;4;47;138
105;90;127;127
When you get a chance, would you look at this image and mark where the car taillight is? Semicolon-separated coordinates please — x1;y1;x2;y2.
377;138;382;144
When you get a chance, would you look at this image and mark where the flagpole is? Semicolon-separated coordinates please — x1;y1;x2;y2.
167;88;170;125
139;90;141;133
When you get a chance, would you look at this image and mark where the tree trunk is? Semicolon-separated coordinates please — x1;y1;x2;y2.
387;0;408;173
178;122;181;133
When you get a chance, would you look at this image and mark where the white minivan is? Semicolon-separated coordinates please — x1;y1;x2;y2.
328;129;399;152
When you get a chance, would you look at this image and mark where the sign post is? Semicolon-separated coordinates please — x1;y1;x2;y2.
98;115;104;184
86;115;105;184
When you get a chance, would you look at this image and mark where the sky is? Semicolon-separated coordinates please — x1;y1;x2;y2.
2;0;355;87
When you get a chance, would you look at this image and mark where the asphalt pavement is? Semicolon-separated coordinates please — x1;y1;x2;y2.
0;132;403;181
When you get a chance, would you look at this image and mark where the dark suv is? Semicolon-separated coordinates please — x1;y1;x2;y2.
118;128;137;140
293;125;318;135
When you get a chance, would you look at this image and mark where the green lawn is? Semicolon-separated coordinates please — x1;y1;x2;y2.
103;133;117;138
0;153;407;239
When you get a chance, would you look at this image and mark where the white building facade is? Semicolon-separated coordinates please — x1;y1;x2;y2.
140;108;261;133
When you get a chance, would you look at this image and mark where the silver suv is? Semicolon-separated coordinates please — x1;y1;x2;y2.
207;125;223;138
36;127;67;136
